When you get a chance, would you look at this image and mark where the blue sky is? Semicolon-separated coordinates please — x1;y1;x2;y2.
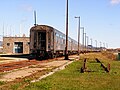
0;0;120;48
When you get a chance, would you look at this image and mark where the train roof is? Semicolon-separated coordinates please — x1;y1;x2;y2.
30;25;54;31
30;24;79;44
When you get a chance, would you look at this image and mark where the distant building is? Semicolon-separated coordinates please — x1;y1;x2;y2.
0;41;3;53
0;41;3;46
0;46;3;53
3;37;30;54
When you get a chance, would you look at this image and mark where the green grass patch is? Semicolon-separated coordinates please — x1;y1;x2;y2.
23;53;120;90
0;68;54;90
0;81;5;85
10;83;22;90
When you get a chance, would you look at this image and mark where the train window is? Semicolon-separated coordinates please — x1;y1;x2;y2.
63;36;65;40
63;39;65;44
68;38;70;42
56;33;59;37
60;35;62;38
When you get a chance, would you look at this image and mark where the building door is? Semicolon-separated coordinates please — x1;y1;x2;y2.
14;42;23;53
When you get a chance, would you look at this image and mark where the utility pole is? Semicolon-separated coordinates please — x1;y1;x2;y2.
106;43;108;49
75;16;80;55
100;41;102;51
103;43;105;50
95;40;97;50
64;0;69;60
84;33;86;52
90;38;92;51
3;23;4;37
100;42;102;48
34;10;37;26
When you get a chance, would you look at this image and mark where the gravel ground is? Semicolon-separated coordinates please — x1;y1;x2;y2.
0;55;79;82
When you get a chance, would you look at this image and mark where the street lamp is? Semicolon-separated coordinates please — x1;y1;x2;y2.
64;0;69;60
75;16;80;55
86;36;89;51
80;27;84;51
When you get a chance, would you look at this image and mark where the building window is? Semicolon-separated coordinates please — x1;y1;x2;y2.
7;43;10;46
27;42;30;45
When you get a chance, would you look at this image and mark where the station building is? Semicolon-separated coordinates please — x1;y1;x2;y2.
3;36;30;54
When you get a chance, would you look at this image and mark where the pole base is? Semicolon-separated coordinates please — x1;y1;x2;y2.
64;54;69;60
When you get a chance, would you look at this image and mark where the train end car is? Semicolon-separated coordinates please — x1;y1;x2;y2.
30;25;55;59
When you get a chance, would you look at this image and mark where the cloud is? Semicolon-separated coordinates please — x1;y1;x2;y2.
110;0;120;5
21;4;33;12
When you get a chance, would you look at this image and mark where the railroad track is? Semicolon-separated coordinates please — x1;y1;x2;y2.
0;59;53;72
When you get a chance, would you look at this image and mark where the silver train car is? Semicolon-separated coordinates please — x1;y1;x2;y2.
30;25;78;59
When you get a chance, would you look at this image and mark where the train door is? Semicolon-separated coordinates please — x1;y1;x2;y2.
38;32;46;51
48;31;54;51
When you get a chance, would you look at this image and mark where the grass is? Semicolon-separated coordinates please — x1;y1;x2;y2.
0;69;54;90
23;52;120;90
0;81;5;85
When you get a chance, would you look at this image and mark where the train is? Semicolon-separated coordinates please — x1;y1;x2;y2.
30;25;81;59
29;25;102;59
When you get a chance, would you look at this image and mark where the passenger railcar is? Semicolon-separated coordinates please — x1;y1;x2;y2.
30;25;78;59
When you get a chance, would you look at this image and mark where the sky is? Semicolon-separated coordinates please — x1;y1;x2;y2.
0;0;120;48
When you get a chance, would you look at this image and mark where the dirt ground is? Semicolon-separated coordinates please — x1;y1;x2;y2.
0;55;79;82
0;57;28;64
